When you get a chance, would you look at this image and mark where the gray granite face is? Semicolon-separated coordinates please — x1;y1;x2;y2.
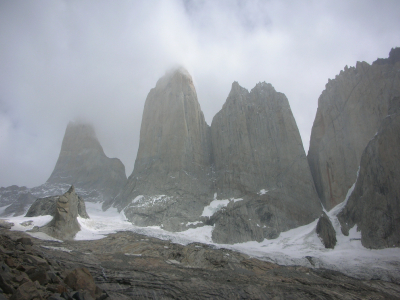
110;68;215;230
47;121;127;203
338;96;400;249
110;69;322;239
209;81;322;243
308;48;400;211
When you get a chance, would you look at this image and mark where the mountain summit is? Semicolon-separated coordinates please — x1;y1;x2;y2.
48;121;127;202
109;68;214;230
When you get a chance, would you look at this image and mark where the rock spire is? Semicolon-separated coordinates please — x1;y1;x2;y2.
111;68;214;230
209;81;322;243
48;121;127;202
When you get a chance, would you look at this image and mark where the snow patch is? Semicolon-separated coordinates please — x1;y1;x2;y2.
132;195;144;203
186;221;202;226
41;246;72;253
201;196;243;217
258;189;268;195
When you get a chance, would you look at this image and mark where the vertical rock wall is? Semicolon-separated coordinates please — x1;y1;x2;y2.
209;82;321;243
308;48;400;210
114;68;214;230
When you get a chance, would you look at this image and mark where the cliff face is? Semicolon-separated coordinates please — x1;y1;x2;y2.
308;49;400;210
48;121;127;202
112;68;214;231
209;82;322;243
338;96;400;249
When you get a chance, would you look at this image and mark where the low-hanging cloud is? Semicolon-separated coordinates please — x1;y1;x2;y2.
1;0;399;188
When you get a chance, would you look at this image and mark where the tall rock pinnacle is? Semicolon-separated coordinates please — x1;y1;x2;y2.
47;121;127;202
112;68;214;230
308;48;400;210
209;82;322;243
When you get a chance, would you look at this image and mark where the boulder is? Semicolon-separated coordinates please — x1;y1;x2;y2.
38;186;84;240
338;96;400;249
308;48;400;210
63;268;97;298
316;212;337;249
210;82;322;243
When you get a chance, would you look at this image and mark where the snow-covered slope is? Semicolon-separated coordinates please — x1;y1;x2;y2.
4;196;400;283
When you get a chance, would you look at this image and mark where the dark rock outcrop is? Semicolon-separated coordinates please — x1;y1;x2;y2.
36;186;87;240
0;192;36;217
308;48;400;210
0;186;37;217
209;82;322;243
316;212;337;249
338;97;400;249
110;68;214;231
47;121;127;203
0;231;107;300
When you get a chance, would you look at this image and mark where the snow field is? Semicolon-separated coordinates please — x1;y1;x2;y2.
2;196;400;283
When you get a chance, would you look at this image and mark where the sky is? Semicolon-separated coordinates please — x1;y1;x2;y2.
1;0;399;188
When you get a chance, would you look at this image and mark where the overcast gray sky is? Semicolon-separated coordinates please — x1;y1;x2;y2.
1;0;399;188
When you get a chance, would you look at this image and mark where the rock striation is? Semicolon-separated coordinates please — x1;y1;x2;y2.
338;96;400;249
111;68;214;231
308;48;400;210
47;121;127;203
209;82;322;243
34;186;88;240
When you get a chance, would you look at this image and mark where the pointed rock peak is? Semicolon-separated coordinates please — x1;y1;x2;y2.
230;81;247;93
66;185;75;195
226;81;249;105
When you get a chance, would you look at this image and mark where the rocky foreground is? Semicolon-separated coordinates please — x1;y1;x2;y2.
0;223;399;299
